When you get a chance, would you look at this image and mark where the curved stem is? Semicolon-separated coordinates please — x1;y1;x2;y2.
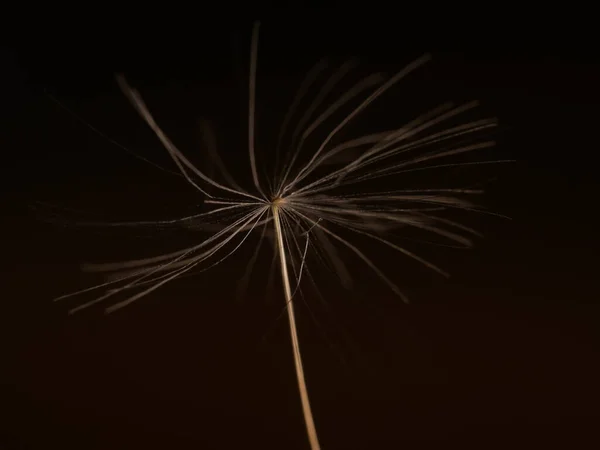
272;205;321;450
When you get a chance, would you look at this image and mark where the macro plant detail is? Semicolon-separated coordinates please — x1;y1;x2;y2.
52;22;505;450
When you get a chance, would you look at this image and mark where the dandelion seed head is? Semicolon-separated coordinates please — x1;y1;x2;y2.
46;22;511;450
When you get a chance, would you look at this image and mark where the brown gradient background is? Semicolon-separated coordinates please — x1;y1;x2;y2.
2;19;599;449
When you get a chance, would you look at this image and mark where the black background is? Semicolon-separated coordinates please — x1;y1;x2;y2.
2;15;599;449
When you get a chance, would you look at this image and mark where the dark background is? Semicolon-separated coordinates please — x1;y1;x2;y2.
2;16;599;449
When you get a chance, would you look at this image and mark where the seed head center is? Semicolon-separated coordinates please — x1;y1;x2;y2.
271;196;286;207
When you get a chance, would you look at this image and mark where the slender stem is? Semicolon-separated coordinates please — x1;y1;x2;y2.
272;205;321;450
